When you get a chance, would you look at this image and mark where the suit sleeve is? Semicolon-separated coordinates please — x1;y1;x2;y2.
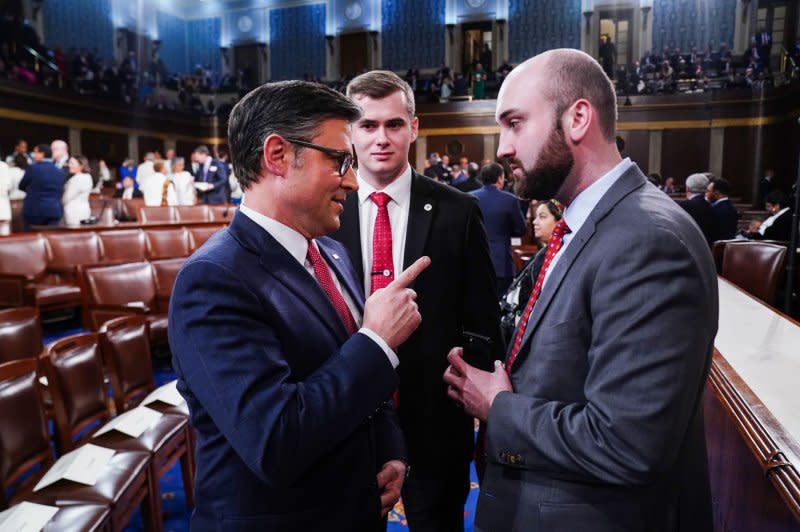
209;162;228;192
462;197;504;362
19;170;30;191
487;228;716;485
373;404;407;467
508;196;528;238
169;258;399;487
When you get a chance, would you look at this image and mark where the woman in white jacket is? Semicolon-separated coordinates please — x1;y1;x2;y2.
62;155;93;225
0;161;11;222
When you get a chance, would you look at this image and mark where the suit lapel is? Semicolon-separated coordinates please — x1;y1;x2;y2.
228;213;349;342
338;192;364;287
511;166;647;371
403;172;436;269
318;238;365;313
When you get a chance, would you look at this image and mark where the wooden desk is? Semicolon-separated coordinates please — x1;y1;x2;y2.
706;277;800;531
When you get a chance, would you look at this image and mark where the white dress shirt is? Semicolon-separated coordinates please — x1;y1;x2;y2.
239;204;398;367
759;207;790;236
543;158;633;289
356;164;412;295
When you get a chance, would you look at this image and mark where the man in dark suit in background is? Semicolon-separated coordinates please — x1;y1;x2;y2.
445;49;717;531
19;143;64;230
333;70;501;531
170;81;430;531
471;162;528;295
192;144;229;204
453;162;482;193
706;177;738;241
678;172;717;246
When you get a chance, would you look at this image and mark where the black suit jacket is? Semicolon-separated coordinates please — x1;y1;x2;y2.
331;171;502;469
711;198;738;241
678;194;717;246
762;209;794;242
19;161;64;222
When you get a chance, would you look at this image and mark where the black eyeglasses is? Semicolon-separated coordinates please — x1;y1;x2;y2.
284;137;354;177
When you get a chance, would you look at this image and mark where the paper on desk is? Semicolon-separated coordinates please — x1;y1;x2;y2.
94;406;162;438
142;379;185;407
193;182;211;192
0;502;59;532
34;443;115;491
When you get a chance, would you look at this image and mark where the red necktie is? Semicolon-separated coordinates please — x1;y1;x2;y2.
506;219;571;373
307;240;358;335
369;192;394;294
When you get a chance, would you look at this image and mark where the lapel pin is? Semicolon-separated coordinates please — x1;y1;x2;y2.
424;203;432;212
332;253;340;260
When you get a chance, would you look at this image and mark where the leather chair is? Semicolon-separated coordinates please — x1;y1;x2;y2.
188;225;224;251
45;232;103;283
139;207;177;224
120;198;145;222
175;205;211;223
0;234;82;312
512;244;541;273
42;334;194;522
40;504;111;532
711;239;735;274
721;241;788;306
0;358;154;532
0;307;43;363
99;317;194;499
145;228;191;260
208;205;235;222
79;262;167;348
150;258;185;313
98;230;147;263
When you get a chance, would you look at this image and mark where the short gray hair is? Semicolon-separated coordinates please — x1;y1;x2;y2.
685;172;710;194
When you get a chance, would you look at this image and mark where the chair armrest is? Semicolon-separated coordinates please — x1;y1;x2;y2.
0;273;37;306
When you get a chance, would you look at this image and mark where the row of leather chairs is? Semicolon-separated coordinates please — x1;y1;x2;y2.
137;204;235;224
0;315;194;531
0;226;222;314
712;240;797;307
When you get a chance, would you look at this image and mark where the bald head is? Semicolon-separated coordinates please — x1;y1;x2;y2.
500;49;617;142
51;139;68;161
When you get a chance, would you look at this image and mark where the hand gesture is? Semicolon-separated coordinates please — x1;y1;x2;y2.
363;256;430;350
443;347;512;421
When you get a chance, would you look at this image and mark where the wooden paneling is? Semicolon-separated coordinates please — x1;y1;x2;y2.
722;127;758;204
661;128;711;186
0;118;68;157
138;136;165;158
176;140;198;160
619;130;650;175
81;129;128;169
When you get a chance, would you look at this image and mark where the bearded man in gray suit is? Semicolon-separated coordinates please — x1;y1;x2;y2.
444;48;718;532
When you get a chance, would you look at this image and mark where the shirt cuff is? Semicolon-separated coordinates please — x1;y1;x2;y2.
358;328;399;368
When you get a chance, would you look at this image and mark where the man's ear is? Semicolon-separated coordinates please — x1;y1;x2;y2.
262;134;289;177
409;116;419;144
563;99;592;144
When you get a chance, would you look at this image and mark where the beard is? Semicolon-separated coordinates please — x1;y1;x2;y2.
509;124;574;201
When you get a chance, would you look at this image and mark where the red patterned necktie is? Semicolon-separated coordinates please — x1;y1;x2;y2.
307;240;358;335
505;219;572;374
369;192;394;294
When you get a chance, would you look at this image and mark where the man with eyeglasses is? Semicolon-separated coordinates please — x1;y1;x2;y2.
332;70;501;531
169;80;430;531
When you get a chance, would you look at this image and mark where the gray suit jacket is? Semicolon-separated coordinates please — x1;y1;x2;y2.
477;165;718;532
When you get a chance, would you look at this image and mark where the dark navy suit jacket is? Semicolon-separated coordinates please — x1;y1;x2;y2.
711;198;739;241
471;185;528;278
193;158;229;204
169;212;404;531
678;194;717;246
19;160;64;222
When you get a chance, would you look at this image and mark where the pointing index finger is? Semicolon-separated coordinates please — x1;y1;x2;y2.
389;256;430;289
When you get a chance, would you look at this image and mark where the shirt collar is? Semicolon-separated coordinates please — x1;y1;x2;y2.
239;204;309;266
563;158;632;236
356;164;412;208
